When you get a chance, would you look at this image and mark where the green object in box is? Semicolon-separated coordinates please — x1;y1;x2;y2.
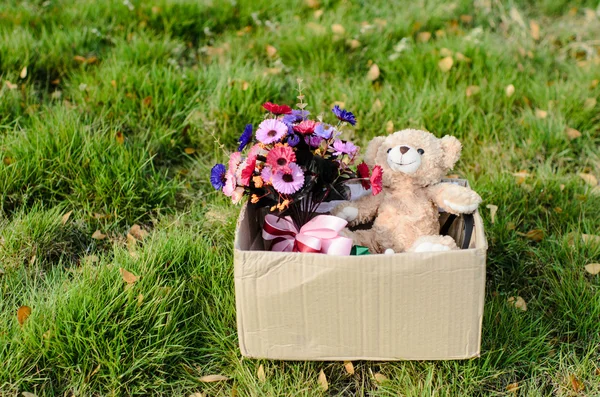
350;245;370;255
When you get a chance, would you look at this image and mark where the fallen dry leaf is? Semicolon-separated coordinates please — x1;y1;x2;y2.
61;210;73;225
241;81;249;91
73;55;87;63
266;45;277;58
505;84;515;97
579;173;598;186
438;56;453;72
119;267;139;284
5;80;18;90
305;0;319;8
129;224;148;240
529;20;540;40
507;296;527;311
371;98;383;112
313;9;324;19
535;109;548;119
344;361;355;375
525;229;544;242
257;364;266;382
115;131;125;145
512;171;530;184
199;374;229;382
347;39;361;49
440;48;453;57
417;31;431;42
142;96;152;106
506;382;519;392
486;204;498;224
184;147;196;154
91;230;106;240
466;85;480;97
455;52;471;63
331;23;345;35
20;66;28;79
509;7;526;28
22;393;38;397
386;120;394;133
189;393;205;397
137;294;144;306
585;263;600;275
317;369;328;391
565;127;582;140
570;374;584;392
374;373;388;384
583;97;597;110
17;306;32;325
367;64;380;81
29;255;36;265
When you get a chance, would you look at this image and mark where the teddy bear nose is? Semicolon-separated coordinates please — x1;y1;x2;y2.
399;146;410;154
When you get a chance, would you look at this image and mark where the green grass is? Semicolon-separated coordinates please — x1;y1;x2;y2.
1;0;600;395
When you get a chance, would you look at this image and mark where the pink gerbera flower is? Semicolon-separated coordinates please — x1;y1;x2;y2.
272;162;305;195
261;166;273;184
222;172;236;196
293;120;318;135
256;119;288;144
370;165;383;195
240;156;257;186
266;144;296;171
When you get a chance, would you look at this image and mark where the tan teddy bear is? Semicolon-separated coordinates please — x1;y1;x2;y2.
333;129;482;254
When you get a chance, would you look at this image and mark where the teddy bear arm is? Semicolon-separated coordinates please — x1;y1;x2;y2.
332;193;383;226
427;183;482;215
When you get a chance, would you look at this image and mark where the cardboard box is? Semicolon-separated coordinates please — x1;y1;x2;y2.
234;181;487;361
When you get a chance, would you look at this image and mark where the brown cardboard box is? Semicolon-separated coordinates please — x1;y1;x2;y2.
233;181;487;361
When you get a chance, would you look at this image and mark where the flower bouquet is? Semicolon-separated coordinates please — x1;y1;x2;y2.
211;86;382;254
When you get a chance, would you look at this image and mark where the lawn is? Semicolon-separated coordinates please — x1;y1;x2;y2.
1;0;599;395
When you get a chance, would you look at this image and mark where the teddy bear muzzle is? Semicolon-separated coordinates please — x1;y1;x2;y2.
386;144;422;174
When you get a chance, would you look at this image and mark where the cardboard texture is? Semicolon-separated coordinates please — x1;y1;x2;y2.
234;180;487;361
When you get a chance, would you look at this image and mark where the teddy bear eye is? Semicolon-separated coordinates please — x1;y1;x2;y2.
387;148;392;153
417;148;425;155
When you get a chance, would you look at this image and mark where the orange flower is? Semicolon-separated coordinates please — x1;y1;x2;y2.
251;194;260;204
252;175;264;188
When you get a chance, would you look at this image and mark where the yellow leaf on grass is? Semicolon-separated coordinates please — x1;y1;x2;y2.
344;361;355;375
570;374;584;392
505;84;515;97
189;393;205;397
91;230;106;240
305;0;319;8
371;98;383;112
417;31;431;42
257;364;266;382
579;173;598;186
199;374;229;382
466;85;480;97
460;15;473;23
507;296;527;311
565;127;582;140
347;39;361;49
331;24;345;35
506;382;519;392
241;81;249;91
525;229;544;242
512;171;530;184
529;20;540;40
61;210;73;225
184;147;196;154
584;263;600;275
119;268;139;284
17;306;32;325
367;64;380;81
440;48;453;57
438;56;453;72
386;121;394;133
374;373;388;383
317;369;328;391
266;45;277;58
486;204;498;224
73;55;87;63
22;392;38;397
115;131;125;145
129;224;149;240
313;9;324;19
583;98;597;110
142;96;152;106
20;66;28;79
5;81;18;90
535;109;548;119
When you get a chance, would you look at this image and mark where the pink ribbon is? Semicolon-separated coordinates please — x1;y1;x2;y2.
262;214;353;255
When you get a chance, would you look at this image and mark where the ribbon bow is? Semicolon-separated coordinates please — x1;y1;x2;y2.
262;214;353;255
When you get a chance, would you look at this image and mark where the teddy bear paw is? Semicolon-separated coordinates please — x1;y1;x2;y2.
336;206;359;222
442;190;482;214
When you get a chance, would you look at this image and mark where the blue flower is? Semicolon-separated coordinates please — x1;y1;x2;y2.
314;123;335;139
237;124;253;151
210;163;227;190
331;105;357;126
282;110;310;125
286;133;301;147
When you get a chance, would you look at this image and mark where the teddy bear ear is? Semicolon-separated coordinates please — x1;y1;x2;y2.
363;136;386;167
441;135;462;169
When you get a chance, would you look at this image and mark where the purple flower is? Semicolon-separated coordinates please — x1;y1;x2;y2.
210;164;227;190
256;119;287;144
305;135;324;148
237;124;253;151
332;139;358;157
286;133;301;147
332;105;357;126
272;162;305;194
282;110;310;125
314;123;335;139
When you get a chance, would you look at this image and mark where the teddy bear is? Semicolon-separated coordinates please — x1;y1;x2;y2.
333;129;482;254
